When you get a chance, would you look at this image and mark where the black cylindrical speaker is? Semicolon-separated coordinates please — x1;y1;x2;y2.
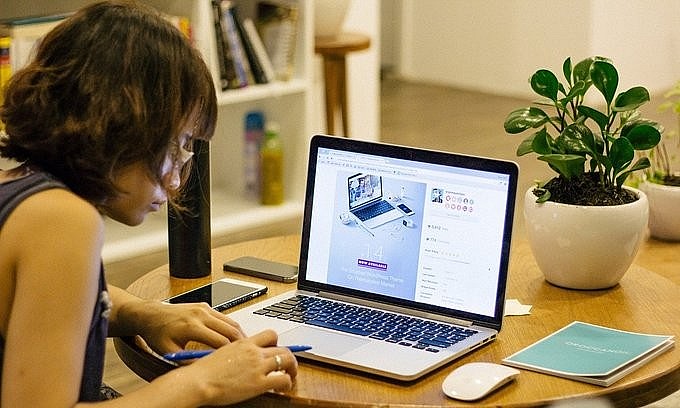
168;139;211;278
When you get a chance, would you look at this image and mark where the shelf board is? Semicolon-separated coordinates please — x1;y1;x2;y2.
217;79;308;105
103;195;303;263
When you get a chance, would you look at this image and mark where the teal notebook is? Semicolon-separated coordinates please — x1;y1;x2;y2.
502;321;674;386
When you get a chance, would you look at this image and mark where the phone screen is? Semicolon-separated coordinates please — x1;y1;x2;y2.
397;203;413;214
166;279;267;310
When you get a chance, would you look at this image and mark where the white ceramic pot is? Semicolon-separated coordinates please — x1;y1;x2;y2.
523;187;648;290
640;180;680;241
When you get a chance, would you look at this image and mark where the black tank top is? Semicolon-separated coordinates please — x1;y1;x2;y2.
0;170;110;401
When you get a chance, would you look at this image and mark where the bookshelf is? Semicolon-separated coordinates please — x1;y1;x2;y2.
2;0;314;262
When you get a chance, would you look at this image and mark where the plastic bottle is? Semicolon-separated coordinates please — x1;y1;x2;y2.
244;111;265;198
260;122;284;205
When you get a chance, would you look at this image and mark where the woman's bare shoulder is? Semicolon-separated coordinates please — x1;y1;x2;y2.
5;187;104;244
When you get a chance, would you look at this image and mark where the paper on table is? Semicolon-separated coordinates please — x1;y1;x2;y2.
505;299;532;316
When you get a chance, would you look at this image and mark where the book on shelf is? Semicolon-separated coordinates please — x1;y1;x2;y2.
0;11;191;77
502;321;675;387
242;17;275;84
220;1;251;88
213;0;249;89
256;1;298;81
211;0;237;90
0;13;69;73
231;6;269;84
0;36;9;131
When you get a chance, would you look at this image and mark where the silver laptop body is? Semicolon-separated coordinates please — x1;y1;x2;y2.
228;135;519;381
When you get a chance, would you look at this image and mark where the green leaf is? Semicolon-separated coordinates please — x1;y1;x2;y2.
573;57;594;84
516;134;535;156
621;122;661;150
577;105;609;132
535;188;551;203
566;80;587;99
562;57;573;85
609;137;634;174
629;156;651;171
597;153;612;173
616;157;651;187
559;81;587;107
531;69;559;101
557;123;596;154
538;154;586;179
531;128;553;154
504;107;550;134
613;86;650;112
590;60;618;105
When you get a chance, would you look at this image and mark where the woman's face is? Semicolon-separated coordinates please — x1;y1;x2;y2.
103;161;169;226
103;129;193;226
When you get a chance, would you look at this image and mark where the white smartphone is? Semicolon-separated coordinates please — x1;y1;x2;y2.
164;277;267;312
223;256;298;283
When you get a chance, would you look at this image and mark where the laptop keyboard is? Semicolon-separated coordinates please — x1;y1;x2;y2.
352;200;395;221
254;295;479;353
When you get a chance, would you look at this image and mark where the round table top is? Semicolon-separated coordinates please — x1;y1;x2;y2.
117;235;680;407
315;32;371;56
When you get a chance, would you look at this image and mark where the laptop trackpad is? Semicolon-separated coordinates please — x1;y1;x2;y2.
278;326;370;357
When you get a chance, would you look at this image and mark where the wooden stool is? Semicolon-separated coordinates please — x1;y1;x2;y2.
315;32;370;137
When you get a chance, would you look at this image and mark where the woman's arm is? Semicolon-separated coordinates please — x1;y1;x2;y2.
2;188;297;408
2;189;104;408
106;285;245;353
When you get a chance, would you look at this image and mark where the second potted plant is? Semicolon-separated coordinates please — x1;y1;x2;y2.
639;80;680;240
504;56;661;289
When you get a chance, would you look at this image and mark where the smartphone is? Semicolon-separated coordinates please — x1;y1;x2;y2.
223;256;298;283
164;277;267;312
397;203;414;216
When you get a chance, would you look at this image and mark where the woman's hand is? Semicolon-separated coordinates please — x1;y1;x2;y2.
178;329;299;405
131;300;246;354
107;285;246;354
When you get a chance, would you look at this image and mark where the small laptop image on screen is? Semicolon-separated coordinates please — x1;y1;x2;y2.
227;135;519;381
347;173;402;229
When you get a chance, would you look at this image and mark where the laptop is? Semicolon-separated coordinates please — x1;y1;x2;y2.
228;135;519;381
347;173;403;228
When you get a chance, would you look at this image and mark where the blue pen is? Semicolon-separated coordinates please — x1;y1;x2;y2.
163;345;312;361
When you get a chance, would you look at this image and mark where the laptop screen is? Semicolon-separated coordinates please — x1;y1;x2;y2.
347;173;383;210
298;136;518;329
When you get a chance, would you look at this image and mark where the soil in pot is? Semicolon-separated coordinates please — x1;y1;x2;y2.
537;172;638;206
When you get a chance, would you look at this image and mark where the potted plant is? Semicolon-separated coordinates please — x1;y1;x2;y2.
504;56;661;289
638;80;680;240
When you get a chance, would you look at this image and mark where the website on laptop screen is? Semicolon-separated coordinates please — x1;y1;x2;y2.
305;147;513;318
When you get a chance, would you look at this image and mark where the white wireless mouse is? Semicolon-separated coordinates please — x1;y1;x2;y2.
442;362;520;401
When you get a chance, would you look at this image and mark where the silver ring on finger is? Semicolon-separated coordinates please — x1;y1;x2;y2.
274;354;283;371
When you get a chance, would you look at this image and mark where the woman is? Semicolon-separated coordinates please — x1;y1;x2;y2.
0;1;297;406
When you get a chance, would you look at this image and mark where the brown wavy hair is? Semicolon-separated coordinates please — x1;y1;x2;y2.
0;1;217;205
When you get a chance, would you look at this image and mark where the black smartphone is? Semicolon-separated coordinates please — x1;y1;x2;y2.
397;203;414;216
164;278;267;312
223;256;298;283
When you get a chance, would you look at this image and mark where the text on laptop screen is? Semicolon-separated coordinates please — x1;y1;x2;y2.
305;147;513;319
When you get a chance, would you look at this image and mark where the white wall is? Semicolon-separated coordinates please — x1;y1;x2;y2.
311;0;381;141
396;0;680;97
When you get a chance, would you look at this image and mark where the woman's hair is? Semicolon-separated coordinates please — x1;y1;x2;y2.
0;0;217;205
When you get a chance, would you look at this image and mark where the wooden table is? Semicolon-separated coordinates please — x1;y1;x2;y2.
114;235;680;407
